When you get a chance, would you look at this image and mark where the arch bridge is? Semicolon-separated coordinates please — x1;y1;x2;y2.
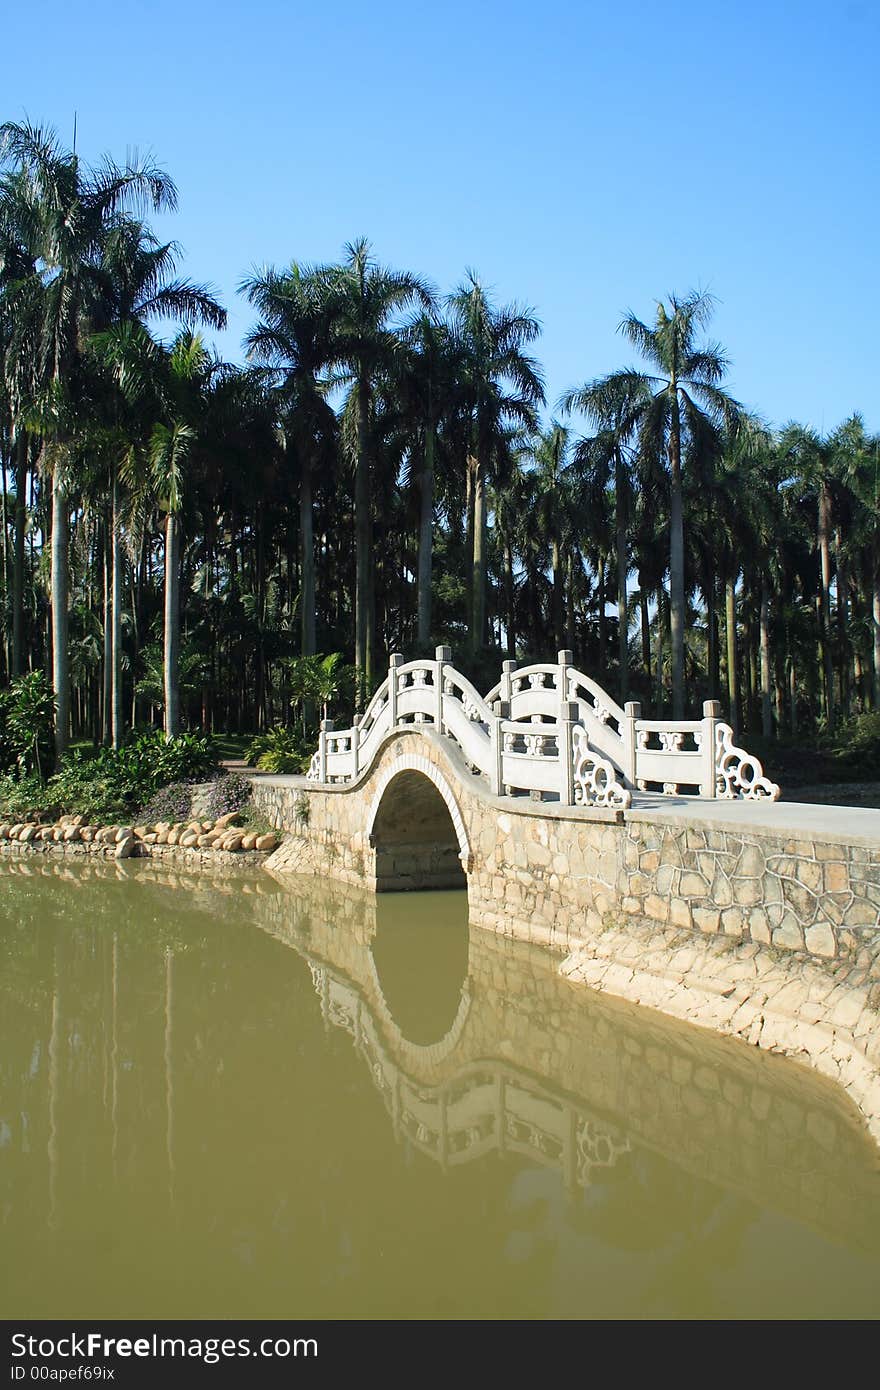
254;648;878;972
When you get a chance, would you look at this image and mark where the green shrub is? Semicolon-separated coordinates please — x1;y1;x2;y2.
246;726;312;774
831;712;880;777
0;772;54;819
0;672;56;778
0;731;220;822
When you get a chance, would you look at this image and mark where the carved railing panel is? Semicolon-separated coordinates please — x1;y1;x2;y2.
715;724;780;801
305;648;780;805
572;727;632;809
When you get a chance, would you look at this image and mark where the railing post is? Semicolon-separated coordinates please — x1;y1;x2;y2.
623;700;641;787
435;645;451;732
319;719;334;783
489;711;503;796
388;652;403;729
493;699;510;796
501;659;517;705
558;698;577;807
701;700;721;798
351;715;360;779
557;649;573;711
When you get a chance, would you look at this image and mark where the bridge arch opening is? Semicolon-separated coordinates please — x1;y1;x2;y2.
367;759;469;892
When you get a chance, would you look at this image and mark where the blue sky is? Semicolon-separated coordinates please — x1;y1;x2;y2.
4;0;878;432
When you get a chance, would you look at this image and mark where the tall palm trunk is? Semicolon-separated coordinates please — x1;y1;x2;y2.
872;535;880;710
668;392;686;717
111;470;123;749
416;422;435;650
707;568;718;698
464;454;475;624
615;451;628;698
817;479;834;725
299;455;316;657
471;456;486;654
551;538;564;653
760;574;772;737
51;474;70;759
503;536;516;658
102;527;111;744
640;582;651;681
354;378;371;702
565;554;576;651
164;511;181;739
836;539;850;716
725;570;738;735
11;432;27;677
655;587;665;713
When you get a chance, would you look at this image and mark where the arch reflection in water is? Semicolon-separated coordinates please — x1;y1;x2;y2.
368;893;470;1047
255;871;880;1251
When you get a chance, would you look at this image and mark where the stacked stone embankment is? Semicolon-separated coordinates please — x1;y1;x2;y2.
0;811;279;864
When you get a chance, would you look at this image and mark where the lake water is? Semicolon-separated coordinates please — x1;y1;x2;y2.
2;858;879;1320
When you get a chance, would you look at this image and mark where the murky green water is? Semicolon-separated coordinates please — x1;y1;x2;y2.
2;858;880;1320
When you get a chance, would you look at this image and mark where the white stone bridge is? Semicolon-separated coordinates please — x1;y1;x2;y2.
255;649;880;971
307;647;780;806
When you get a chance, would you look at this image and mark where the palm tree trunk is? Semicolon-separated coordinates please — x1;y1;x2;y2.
668;394;686;718
551;539;564;653
872;537;880;710
818;479;835;726
615;473;628;699
504;537;516;658
760;574;772;738
102;526;111;744
565;554;576;652
416;424;435;651
471;457;486;654
640;584;651;682
597;559;607;672
51;473;70;759
354;379;371;701
11;432;26;677
111;470;123;750
725;571;738;736
707;569;718;699
836;539;849;717
464;454;475;625
164;511;181;739
300;455;316;657
655;588;665;713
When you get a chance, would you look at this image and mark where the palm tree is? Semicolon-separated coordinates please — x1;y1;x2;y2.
525;422;576;653
568;292;740;716
561;374;652;699
0;119;180;755
397;313;464;651
91;225;225;745
321;239;434;698
242;263;336;659
448;273;544;654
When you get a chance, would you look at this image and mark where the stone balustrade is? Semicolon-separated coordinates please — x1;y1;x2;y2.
308;647;779;804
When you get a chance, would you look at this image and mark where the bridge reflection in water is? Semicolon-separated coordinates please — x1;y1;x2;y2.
250;872;880;1249
3;858;880;1320
313;912;631;1189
